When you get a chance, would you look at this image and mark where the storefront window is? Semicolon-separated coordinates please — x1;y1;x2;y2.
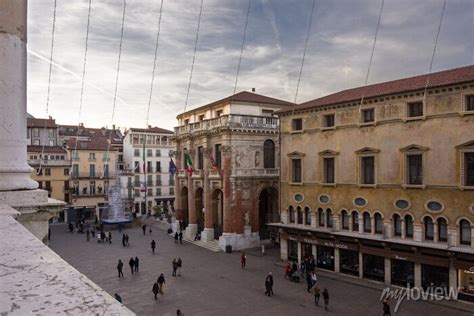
363;254;385;282
391;259;414;287
459;269;474;302
421;264;449;291
287;240;298;261
317;246;334;271
340;249;359;276
302;242;313;261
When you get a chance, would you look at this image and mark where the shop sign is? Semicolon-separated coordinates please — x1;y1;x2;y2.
288;236;297;241
324;241;349;249
394;255;408;261
302;238;318;245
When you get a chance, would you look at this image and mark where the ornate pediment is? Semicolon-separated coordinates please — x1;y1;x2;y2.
355;147;380;154
287;151;306;157
318;149;339;156
456;140;474;149
399;144;429;152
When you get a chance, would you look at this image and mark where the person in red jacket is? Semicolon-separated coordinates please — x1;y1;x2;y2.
284;262;292;279
241;253;247;268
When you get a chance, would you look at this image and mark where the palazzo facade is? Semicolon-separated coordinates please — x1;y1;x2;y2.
173;91;293;251
275;65;474;301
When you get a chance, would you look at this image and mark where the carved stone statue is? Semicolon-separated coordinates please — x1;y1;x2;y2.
244;211;250;226
255;151;260;167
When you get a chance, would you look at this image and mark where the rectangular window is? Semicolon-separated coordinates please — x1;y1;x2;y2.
156;149;161;157
362;108;375;123
48;129;54;138
407;154;423;185
90;181;96;195
45;181;51;191
147;174;153;186
198;146;204;170
64;168;69;176
72;151;79;160
215;144;222;169
103;164;109;177
45;168;51;176
33;139;40;145
291;159;302;183
199;114;205;121
147;149;152;157
89;153;96;160
465;152;474;186
156;161;161;173
103;152;109;161
147;161;153;173
89;164;95;177
292;118;303;131
135;189;140;197
169;177;175;186
134;149;140;157
407;101;423;117
324;114;335;127
156;188;162;196
466;95;474;111
134;161;140;173
156;175;162;186
216;110;223;117
323;157;335;184
169;187;174;195
33;128;39;137
361;156;375;185
134;175;140;186
49;139;55;146
72;164;79;177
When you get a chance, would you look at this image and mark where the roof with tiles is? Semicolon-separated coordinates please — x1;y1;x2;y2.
27;118;57;128
177;91;294;118
27;145;67;154
129;126;174;134
278;65;474;114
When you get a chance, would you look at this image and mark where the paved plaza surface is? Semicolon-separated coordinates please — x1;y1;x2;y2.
49;223;472;316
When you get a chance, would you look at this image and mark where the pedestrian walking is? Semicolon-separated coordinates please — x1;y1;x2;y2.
149;228;152;235
268;272;274;296
311;271;318;287
157;273;166;294
151;240;156;254
264;273;274;296
117;259;124;277
306;273;313;293
284;262;292;279
177;309;184;316
122;233;126;247
142;224;147;236
177;258;182;276
152;281;159;300
241;253;247;269
108;231;112;244
312;285;321;305
129;257;135;275
86;230;90;242
134;256;139;273
100;231;106;244
382;300;391;316
322;288;329;310
174;232;179;243
179;231;183;244
115;293;122;303
172;259;178;277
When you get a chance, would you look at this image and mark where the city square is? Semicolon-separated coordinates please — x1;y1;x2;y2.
49;222;472;316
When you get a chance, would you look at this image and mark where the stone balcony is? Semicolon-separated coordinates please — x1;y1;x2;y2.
233;168;279;177
175;114;279;137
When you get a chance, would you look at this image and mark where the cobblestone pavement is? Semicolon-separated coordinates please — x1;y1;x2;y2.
49;224;473;316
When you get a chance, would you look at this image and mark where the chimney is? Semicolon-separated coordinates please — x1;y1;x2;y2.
148;125;152;129
251;88;256;93
79;122;84;127
48;115;52;120
112;124;115;130
101;127;106;136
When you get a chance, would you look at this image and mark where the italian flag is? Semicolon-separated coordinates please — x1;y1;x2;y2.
185;151;193;174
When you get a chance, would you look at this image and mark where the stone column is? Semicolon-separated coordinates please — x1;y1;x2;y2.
334;248;340;273
219;145;234;250
413;223;422;242
384;257;391;285
280;236;288;260
172;149;182;233
297;241;302;264
401;221;406;240
448;258;457;291
358;217;364;234
0;0;37;191
185;171;197;239
349;215;353;232
333;215;339;232
414;263;422;288
201;147;214;242
312;245;317;261
311;211;317;228
371;216;375;235
359;252;364;278
433;222;439;243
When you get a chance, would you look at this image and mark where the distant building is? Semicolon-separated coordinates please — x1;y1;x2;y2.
274;65;474;301
123;126;175;216
173;91;293;250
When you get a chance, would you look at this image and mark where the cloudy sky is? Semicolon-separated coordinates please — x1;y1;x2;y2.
27;0;473;130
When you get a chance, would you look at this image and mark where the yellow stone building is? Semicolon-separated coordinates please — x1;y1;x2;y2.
274;65;474;301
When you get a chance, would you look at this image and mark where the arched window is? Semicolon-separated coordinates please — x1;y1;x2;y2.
304;207;311;225
424;217;434;240
341;210;349;230
393;214;401;236
326;209;333;228
375;213;383;234
318;208;325;227
289;206;295;223
263;139;275;169
363;212;371;233
352;211;359;232
405;215;414;238
437;218;447;242
297;206;303;224
460;219;472;245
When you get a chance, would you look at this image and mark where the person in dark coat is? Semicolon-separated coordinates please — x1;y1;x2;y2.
134;256;139;272
178;231;183;244
382;300;391;316
172;259;178;277
264;273;273;296
174;232;179;243
122;233;126;247
100;231;106;243
292;261;298;275
157;273;166;294
117;259;124;277
114;293;122;303
322;288;329;310
129;257;135;274
142;224;147;236
86;230;90;241
68;222;74;232
152;282;159;300
268;272;274;296
108;231;112;244
151;240;156;254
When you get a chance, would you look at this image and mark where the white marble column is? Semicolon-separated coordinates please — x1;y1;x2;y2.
334;248;340;273
0;0;38;191
414;263;422;288
359;252;364;278
280;237;288;260
297;241;302;264
384;258;391;285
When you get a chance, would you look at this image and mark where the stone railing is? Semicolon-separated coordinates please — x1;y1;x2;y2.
209;169;222;178
233;168;279;177
192;169;203;178
175;114;279;137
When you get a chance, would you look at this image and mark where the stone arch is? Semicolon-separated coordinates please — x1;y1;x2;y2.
258;186;279;240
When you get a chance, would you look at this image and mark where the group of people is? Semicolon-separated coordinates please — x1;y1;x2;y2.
174;231;183;244
152;273;166;299
116;256;140;277
142;224;152;236
122;233;130;247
